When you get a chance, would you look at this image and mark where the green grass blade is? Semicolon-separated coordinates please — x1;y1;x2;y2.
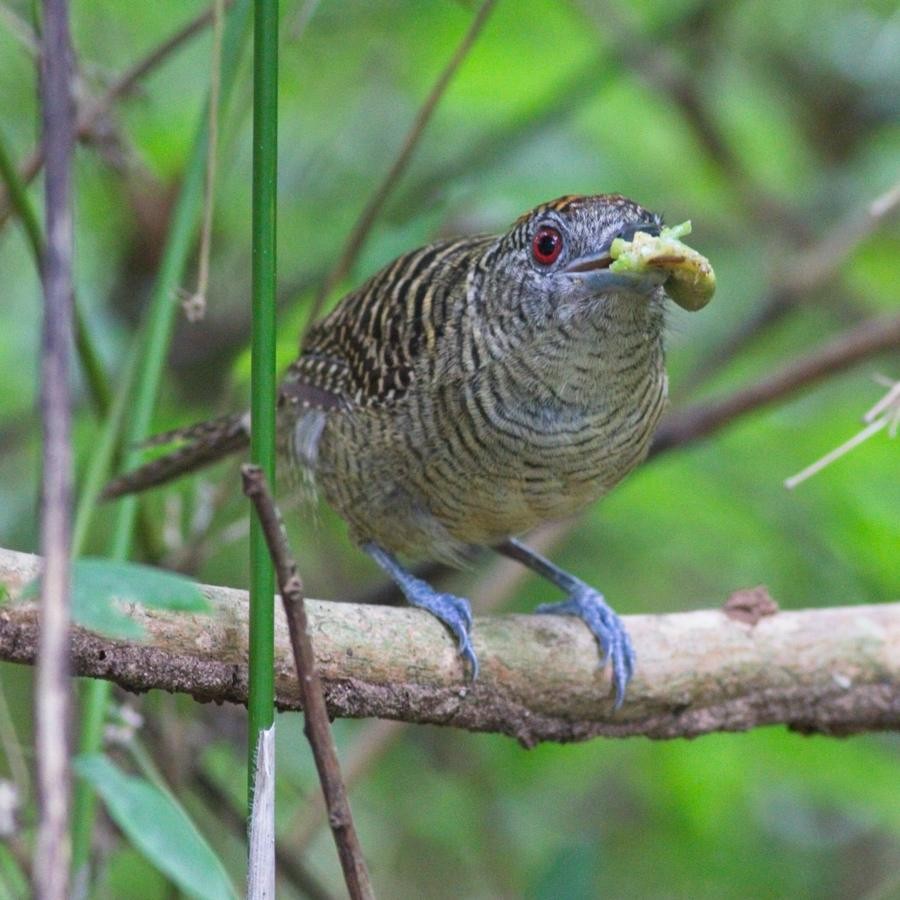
75;754;237;900
247;0;279;806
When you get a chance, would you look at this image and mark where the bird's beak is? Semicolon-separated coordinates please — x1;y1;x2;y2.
564;251;665;294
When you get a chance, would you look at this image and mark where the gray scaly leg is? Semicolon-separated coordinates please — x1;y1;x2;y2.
362;543;478;678
496;537;635;707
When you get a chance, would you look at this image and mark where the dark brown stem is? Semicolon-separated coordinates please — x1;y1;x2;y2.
303;0;497;335
241;465;374;900
651;311;900;456
34;0;75;896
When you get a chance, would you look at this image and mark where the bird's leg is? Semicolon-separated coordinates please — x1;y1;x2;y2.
495;537;635;707
362;543;478;678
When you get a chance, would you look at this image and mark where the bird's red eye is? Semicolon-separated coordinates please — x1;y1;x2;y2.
532;225;563;265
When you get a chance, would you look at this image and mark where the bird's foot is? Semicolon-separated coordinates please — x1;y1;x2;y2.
536;587;635;708
404;584;478;679
361;542;478;678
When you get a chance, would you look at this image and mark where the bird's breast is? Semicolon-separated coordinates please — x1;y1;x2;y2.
402;343;668;541
310;318;668;554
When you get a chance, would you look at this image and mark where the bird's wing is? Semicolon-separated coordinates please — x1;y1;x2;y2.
284;236;489;410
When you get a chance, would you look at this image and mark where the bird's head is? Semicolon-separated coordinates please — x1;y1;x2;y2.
483;194;703;328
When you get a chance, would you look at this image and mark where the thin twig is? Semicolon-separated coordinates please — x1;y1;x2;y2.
650;311;900;456
783;417;888;490
286;521;568;853
389;2;720;222
390;57;606;219
80;0;233;139
288;719;402;853
784;378;900;489
0;1;228;228
303;0;498;336
679;179;900;393
181;0;226;323
241;465;375;900
34;0;75;895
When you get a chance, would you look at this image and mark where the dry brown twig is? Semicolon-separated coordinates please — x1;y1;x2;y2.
0;1;229;229
651;310;900;455
303;0;498;336
680;179;900;393
282;521;568;851
241;466;374;900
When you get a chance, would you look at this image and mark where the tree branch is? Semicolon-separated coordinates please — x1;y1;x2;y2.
2;548;897;746
651;310;900;455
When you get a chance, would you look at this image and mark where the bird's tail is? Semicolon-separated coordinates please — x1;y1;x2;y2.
101;412;250;500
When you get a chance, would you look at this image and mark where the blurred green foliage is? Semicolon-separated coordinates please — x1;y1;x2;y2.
0;0;898;896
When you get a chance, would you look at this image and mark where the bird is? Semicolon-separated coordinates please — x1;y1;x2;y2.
104;193;711;706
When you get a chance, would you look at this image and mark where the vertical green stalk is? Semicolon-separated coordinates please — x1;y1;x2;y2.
248;0;278;805
69;0;254;879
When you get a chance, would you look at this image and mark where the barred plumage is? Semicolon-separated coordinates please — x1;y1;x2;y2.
105;193;707;704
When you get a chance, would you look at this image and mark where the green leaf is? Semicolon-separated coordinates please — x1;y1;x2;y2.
74;754;237;900
21;558;208;638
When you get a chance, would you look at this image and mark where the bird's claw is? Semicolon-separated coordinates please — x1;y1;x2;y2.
361;543;479;680
411;589;479;680
536;588;635;708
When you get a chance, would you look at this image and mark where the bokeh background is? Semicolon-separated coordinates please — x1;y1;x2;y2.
1;0;898;896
